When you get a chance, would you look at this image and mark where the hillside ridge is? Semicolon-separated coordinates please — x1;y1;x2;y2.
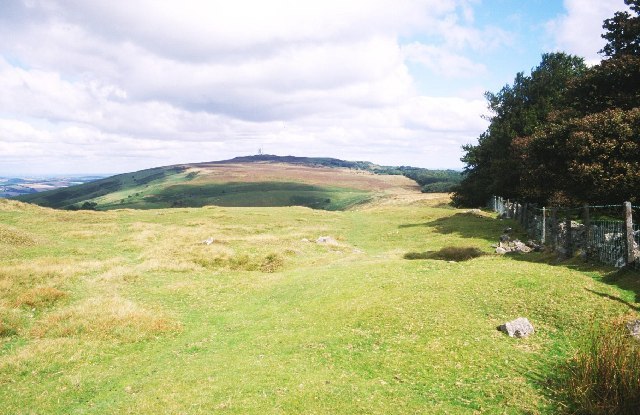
13;155;460;211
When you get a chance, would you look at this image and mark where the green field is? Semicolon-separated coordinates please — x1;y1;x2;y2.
1;196;638;414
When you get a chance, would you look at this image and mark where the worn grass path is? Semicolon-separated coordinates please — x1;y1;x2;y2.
0;196;637;414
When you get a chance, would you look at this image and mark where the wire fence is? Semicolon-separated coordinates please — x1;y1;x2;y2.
490;196;639;270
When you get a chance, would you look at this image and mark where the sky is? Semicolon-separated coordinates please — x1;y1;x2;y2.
0;0;630;175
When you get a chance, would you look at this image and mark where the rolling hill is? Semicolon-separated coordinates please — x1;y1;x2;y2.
13;155;458;211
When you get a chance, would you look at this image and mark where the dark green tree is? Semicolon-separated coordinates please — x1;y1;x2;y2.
600;0;640;57
453;53;586;206
512;2;640;206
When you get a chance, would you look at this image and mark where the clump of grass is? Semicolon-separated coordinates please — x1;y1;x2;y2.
404;246;485;262
0;224;37;246
563;316;640;414
193;251;284;273
30;297;181;342
260;253;284;273
0;308;24;337
15;287;67;308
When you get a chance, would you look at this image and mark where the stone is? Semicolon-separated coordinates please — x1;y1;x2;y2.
499;234;510;243
626;320;640;340
498;317;534;338
495;247;507;255
316;236;339;245
512;241;532;253
202;237;214;245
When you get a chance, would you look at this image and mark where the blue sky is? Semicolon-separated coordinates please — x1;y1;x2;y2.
0;0;629;175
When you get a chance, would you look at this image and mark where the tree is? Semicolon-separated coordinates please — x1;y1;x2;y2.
514;108;640;205
600;0;640;57
453;53;586;206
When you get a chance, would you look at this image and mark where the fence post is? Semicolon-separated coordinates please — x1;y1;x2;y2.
551;208;558;249
541;207;546;244
624;202;635;266
583;204;590;258
566;216;573;258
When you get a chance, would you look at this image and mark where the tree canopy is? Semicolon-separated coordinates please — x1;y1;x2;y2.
454;1;640;207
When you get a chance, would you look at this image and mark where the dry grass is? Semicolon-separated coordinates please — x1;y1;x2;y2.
0;223;38;246
30;296;180;342
0;307;23;337
562;315;640;414
15;287;67;308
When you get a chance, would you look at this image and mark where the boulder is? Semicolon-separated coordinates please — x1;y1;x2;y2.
495;247;507;255
498;317;534;338
512;240;532;253
626;320;640;340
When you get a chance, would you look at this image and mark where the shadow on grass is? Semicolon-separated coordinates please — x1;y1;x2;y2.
404;246;486;262
584;288;640;312
400;212;517;241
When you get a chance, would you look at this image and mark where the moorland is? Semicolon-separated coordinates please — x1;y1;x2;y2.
1;160;638;414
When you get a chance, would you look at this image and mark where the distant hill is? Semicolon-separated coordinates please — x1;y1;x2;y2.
14;155;460;211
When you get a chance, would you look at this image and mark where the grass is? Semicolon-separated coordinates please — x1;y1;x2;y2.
562;315;640;414
0;196;639;413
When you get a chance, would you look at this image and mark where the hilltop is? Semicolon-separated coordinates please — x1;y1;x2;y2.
13;155;460;211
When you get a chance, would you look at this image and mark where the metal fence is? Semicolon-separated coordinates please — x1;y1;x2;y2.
490;196;639;270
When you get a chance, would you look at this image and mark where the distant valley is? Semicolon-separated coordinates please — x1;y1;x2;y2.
0;176;105;198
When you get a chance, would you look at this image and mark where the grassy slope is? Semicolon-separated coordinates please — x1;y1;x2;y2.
14;164;382;211
1;196;638;414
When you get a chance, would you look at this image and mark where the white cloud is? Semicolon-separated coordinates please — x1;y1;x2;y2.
402;42;486;78
547;0;631;63
0;0;506;174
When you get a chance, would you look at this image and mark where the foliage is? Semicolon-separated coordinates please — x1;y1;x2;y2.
455;3;640;207
453;53;586;206
514;108;640;205
600;0;640;58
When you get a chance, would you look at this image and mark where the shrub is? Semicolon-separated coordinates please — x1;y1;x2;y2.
563;316;640;414
0;308;23;337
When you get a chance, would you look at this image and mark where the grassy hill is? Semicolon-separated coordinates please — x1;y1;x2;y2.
1;194;638;413
12;156;460;211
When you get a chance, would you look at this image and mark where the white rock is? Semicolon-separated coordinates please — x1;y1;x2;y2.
499;317;534;338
